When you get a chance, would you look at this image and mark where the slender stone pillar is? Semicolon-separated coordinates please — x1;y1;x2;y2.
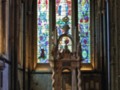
77;68;82;90
49;61;55;90
0;2;1;53
72;68;77;90
51;68;55;90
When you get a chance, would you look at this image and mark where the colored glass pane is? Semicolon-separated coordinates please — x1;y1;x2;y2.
78;0;90;63
56;0;72;51
56;0;72;36
58;36;72;52
37;0;49;63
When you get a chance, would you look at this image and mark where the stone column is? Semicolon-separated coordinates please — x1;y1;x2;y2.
72;68;77;90
0;1;1;53
77;68;82;90
49;61;55;90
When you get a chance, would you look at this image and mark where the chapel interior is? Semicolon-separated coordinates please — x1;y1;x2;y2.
0;0;120;90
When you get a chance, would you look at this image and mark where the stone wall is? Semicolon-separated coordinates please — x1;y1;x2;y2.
110;0;120;90
30;74;52;90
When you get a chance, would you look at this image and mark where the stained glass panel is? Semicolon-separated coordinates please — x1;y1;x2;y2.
56;0;72;51
58;36;72;52
78;0;90;63
37;0;49;63
56;0;72;36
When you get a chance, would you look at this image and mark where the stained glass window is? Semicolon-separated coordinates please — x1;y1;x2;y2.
56;0;72;51
37;0;49;63
78;0;90;63
37;0;91;64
